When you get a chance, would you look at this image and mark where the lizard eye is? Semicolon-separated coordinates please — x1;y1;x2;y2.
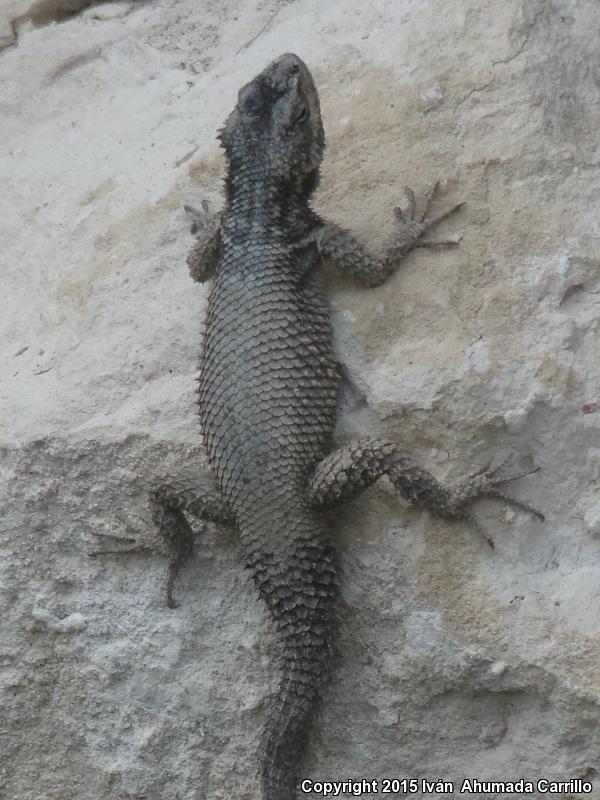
295;105;309;123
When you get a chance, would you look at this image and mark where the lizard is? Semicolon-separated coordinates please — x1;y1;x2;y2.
146;53;543;800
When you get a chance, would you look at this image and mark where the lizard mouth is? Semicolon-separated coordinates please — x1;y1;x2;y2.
266;53;312;93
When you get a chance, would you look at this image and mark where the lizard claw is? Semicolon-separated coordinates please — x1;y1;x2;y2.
413;236;461;249
485;488;545;522
184;199;213;235
403;186;416;219
455;460;545;524
87;510;159;557
393;206;406;224
489;463;541;485
464;512;496;550
87;536;150;558
422;201;465;231
471;453;513;479
418;180;440;221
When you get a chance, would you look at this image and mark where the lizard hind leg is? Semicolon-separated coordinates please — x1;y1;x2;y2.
88;516;190;610
90;482;234;609
150;483;235;608
306;438;543;544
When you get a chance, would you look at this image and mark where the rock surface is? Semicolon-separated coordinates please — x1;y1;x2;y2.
2;1;600;798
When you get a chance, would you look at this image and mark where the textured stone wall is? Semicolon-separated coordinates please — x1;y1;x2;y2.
2;1;600;798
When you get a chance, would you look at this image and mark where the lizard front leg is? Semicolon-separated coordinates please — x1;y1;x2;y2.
184;199;221;283
307;439;543;547
315;182;463;287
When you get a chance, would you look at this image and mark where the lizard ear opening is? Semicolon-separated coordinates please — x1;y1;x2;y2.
294;105;309;124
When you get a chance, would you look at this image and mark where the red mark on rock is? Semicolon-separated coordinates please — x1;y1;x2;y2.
582;402;599;414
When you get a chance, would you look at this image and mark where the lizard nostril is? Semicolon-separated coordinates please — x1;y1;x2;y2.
290;62;300;73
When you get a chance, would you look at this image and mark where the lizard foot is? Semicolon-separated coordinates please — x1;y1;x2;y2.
452;459;544;549
88;503;194;609
88;509;159;559
184;198;213;235
392;181;464;253
184;200;221;283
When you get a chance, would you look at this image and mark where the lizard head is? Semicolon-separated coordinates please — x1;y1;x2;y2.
219;53;325;183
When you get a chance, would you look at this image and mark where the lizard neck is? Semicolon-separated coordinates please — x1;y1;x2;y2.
223;162;319;236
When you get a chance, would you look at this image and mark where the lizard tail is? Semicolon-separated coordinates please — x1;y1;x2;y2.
246;525;337;800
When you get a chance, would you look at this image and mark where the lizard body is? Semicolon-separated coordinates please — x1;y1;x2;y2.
151;54;542;800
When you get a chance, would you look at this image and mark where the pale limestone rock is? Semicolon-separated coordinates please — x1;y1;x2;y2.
83;2;132;21
31;607;87;632
0;15;15;49
1;1;600;798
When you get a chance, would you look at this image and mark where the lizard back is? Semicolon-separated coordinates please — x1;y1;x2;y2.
199;237;338;518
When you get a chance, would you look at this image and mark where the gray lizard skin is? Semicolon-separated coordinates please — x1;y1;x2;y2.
151;54;543;800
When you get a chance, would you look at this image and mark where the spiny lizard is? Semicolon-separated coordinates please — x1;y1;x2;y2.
149;54;542;800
